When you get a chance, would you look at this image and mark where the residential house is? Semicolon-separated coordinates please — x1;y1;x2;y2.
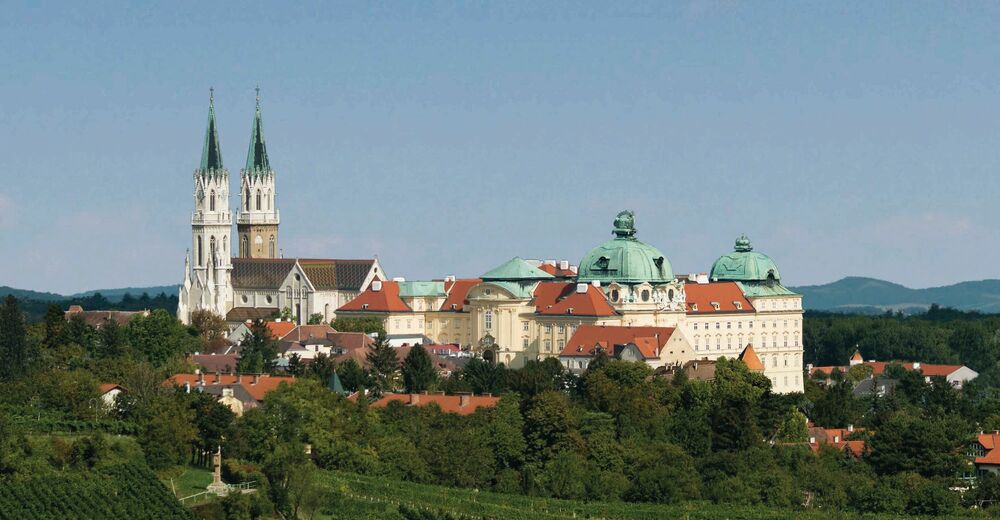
370;392;500;416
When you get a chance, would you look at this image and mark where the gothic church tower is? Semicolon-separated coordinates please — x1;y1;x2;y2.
178;91;234;324
237;89;280;258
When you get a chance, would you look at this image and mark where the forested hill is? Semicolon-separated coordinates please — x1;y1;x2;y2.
790;277;1000;314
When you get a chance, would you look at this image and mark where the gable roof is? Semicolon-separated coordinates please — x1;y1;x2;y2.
810;361;970;378
482;257;554;281
231;258;297;289
188;354;240;374
99;384;126;395
440;278;480;312
298;259;376;291
371;392;500;416
265;321;297;340
739;344;764;371
560;325;675;358
808;425;865;457
534;282;617;317
685;282;754;314
283;324;337;342
338;281;411;313
976;433;1000;466
163;373;296;403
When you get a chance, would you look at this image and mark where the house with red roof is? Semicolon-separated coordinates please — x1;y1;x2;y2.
98;384;127;410
807;423;866;458
163;373;296;414
558;324;691;373
810;351;978;389
969;432;1000;476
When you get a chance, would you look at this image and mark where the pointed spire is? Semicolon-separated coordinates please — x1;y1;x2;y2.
200;88;224;172
245;85;271;172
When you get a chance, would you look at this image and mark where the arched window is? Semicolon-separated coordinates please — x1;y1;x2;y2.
244;188;250;211
210;236;216;262
209;190;215;211
269;235;275;257
267;191;271;210
197;236;203;266
256;190;261;210
222;236;227;254
241;235;248;257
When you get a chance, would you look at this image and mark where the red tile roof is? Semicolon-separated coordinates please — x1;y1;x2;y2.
560;325;676;358
163;374;296;403
284;324;337;342
99;384;126;395
975;433;1000;466
371;392;500;415
808;425;866;457
338;281;411;313
685;282;754;314
810;361;966;378
536;263;577;278
264;321;297;340
440;278;480;312
535;282;617;317
739;344;764;371
188;353;240;373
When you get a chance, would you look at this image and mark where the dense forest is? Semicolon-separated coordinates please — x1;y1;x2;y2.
2;295;1000;519
11;291;179;323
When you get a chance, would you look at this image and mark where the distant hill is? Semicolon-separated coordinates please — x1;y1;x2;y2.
0;285;179;303
790;277;1000;314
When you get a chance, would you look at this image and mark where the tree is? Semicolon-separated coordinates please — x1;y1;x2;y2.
279;307;294;321
366;333;399;396
332;316;385;335
97;316;126;359
488;396;526;471
0;295;27;380
125;309;199;367
524;391;579;465
307;313;324;325
459;358;507;395
336;358;369;392
238;319;279;374
41;304;66;349
189;309;228;343
867;411;970;478
308;353;335;383
140;396;197;469
402;345;438;393
776;406;809;442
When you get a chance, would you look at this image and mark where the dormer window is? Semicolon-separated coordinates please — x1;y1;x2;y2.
691;303;698;312
710;301;720;311
654;256;664;269
361;304;369;310
595;256;610;270
567;308;574;315
734;301;743;310
451;304;457;310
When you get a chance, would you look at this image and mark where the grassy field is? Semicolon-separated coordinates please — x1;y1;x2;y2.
158;466;214;502
313;470;928;520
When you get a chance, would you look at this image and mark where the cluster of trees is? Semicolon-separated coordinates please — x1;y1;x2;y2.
4;291;179;323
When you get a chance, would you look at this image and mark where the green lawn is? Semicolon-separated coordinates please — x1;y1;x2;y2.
159;466;214;503
313;470;918;520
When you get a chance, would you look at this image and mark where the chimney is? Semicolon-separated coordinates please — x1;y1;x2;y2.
252;374;260;385
591;280;601;288
184;382;191;393
236;373;243;384
848;424;854;432
198;372;205;386
913;362;921;370
214;371;221;384
576;283;588;294
570;265;578;274
833;435;840;443
809;436;816;444
459;394;471;407
410;393;420;405
545;259;556;267
559;260;569;270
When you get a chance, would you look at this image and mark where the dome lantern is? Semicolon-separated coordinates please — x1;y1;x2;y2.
577;210;673;285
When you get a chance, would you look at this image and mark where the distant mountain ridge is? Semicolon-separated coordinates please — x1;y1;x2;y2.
0;285;180;303
790;277;1000;314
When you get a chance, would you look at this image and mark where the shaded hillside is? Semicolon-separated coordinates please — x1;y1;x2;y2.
791;277;1000;314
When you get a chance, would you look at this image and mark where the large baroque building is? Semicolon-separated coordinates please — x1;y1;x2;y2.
337;211;805;393
178;92;384;326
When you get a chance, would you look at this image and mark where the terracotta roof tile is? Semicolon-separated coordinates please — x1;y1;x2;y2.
265;321;297;340
560;325;675;358
163;373;296;403
338;281;411;313
226;307;278;322
99;384;125;394
440;279;481;312
976;433;1000;466
371;393;500;416
739;344;764;371
685;282;754;314
535;282;616;317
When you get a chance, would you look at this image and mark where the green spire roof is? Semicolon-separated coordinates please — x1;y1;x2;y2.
710;235;782;283
327;372;346;395
245;89;271;172
577;211;673;285
481;257;554;281
200;90;224;171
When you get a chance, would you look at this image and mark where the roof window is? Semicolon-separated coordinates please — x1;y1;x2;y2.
734;301;743;310
361;304;369;310
710;301;720;311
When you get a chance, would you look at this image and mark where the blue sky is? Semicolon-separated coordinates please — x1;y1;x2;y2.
2;1;999;293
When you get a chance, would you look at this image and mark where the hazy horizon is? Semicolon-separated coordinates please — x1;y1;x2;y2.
3;2;999;294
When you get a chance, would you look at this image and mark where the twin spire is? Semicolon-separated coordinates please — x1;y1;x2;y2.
198;87;271;174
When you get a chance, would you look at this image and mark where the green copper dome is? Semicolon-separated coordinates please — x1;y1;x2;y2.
577;211;673;285
710;235;781;282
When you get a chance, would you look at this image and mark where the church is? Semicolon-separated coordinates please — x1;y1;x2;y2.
177;92;385;326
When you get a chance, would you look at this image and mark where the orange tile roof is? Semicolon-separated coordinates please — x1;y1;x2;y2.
440;278;481;312
810;361;966;378
284;324;337;342
976;433;1000;466
265;321;297;340
535;282;617;317
850;350;863;362
560;325;675;358
808;426;866;457
685;282;754;314
163;373;296;403
739;344;764;371
338;281;411;313
536;263;577;278
371;392;500;416
99;384;125;394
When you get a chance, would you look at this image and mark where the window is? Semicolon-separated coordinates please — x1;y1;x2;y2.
772;357;777;368
544;340;551;351
483;288;492;296
716;336;721;350
693;323;698;330
738;321;742;329
610;289;620;302
694;337;700;351
784;335;788;347
197;236;203;266
210;190;215;211
256;189;262;210
715;322;720;330
266;295;272;304
727;322;731;329
783;376;788;386
241;235;248;257
485;310;493;330
784;356;788;367
641;289;650;302
269;236;275;257
727;336;732;348
523;338;528;348
209;236;216;261
546;324;552;334
266;191;271;210
244;188;250;211
522;321;529;332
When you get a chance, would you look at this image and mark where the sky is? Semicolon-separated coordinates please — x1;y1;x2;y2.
1;1;999;294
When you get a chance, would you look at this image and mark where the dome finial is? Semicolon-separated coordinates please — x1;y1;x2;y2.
734;234;752;252
613;210;636;239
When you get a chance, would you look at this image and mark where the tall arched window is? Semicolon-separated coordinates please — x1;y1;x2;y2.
210;236;216;263
241;235;248;257
266;191;271;210
244;188;250;211
222;236;228;254
209;190;215;211
269;235;275;257
256;190;261;210
197;236;203;266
